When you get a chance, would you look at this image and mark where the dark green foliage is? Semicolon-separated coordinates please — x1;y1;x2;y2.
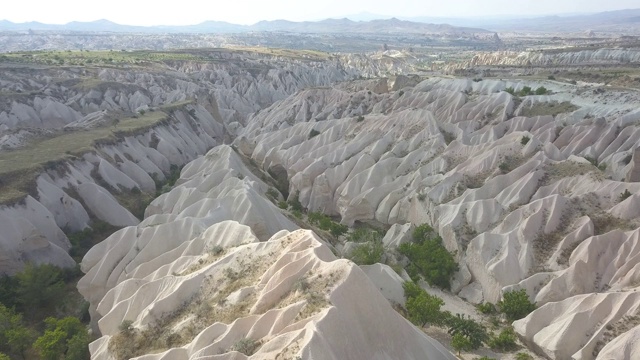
477;302;497;314
65;330;91;360
499;162;509;174
399;226;458;290
584;156;598;167
15;263;65;315
619;189;633;202
535;86;549;95
398;90;405;96
67;221;119;261
348;241;384;265
0;275;18;309
488;327;518;351
403;282;446;327
308;129;321;139
548;75;556;80
518;86;532;96
504;87;515;95
307;212;348;238
277;201;288;209
356;115;365;122
520;136;530;146
0;304;35;359
287;191;303;212
446;314;488;350
498;289;536;321
34;317;87;360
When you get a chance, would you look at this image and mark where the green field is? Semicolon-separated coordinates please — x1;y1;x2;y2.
0;110;172;204
0;47;333;67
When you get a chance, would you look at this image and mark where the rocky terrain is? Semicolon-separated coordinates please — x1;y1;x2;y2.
2;37;640;359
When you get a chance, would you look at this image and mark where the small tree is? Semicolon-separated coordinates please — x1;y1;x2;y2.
488;327;518;351
403;282;446;327
451;333;472;356
498;289;536;321
446;313;488;350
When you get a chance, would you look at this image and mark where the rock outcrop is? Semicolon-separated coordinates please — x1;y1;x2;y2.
79;145;454;360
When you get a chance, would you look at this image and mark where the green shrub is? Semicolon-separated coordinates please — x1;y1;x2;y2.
477;302;497;314
118;320;134;334
498;289;536;321
231;337;259;356
619;189;633;202
287;191;303;212
516;353;533;360
548;75;556;80
356;115;365;122
265;188;280;201
488;327;518;351
520;136;530;146
535;86;549;95
504;87;515;95
278;201;288;209
399;226;458;290
291;210;303;219
518;86;533;96
348;241;384;265
499;162;510;173
347;228;382;243
308;129;321;139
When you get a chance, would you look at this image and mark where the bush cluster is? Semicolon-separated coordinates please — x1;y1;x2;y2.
398;225;458;289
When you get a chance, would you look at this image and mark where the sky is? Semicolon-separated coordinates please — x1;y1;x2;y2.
3;0;639;26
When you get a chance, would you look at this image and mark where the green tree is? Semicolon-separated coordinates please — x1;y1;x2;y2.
398;232;458;290
403;282;446;327
65;331;91;360
34;317;87;360
15;263;65;314
0;353;10;360
488;327;518;351
446;313;488;349
498;289;536;321
451;333;472;356
0;304;35;359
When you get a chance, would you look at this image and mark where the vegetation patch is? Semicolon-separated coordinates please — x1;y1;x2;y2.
0;110;173;205
498;289;536;321
398;224;458;290
520;101;578;117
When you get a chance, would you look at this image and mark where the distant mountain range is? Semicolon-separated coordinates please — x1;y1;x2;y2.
400;8;640;32
2;8;640;34
0;18;486;34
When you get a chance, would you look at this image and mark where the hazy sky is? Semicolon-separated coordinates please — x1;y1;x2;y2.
3;0;639;25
